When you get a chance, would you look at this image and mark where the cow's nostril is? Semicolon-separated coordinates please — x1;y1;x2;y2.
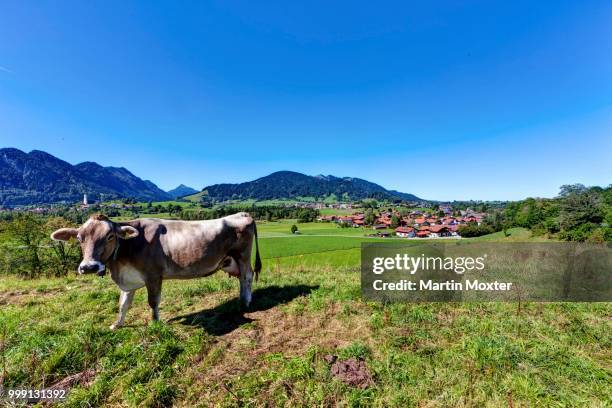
79;263;99;273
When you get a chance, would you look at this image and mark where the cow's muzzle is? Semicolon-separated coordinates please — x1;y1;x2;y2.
78;261;106;276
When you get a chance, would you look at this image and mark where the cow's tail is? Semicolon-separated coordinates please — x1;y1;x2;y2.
253;221;262;282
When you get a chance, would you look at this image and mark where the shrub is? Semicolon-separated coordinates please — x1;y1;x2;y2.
457;222;494;238
0;214;80;278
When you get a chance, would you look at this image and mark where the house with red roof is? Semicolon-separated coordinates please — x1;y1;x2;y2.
317;215;337;222
338;216;354;226
395;226;415;238
414;217;427;226
429;225;451;237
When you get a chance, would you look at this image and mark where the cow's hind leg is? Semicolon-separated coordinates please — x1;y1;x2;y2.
238;260;253;308
110;289;135;330
146;279;162;322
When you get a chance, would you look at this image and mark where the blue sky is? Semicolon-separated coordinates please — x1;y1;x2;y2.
0;1;611;200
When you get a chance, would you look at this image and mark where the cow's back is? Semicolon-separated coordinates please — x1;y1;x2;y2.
134;214;253;278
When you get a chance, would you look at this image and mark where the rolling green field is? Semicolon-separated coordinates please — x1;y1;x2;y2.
0;222;610;407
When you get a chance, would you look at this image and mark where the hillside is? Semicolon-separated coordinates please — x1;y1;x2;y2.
0;148;171;205
1;224;608;406
167;184;198;199
194;171;421;202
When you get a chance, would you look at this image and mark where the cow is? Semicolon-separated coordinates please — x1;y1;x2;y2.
50;212;262;330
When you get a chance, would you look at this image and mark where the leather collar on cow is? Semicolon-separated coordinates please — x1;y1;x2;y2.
97;235;121;277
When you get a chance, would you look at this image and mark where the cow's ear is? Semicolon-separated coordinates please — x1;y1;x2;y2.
51;228;78;241
118;226;139;239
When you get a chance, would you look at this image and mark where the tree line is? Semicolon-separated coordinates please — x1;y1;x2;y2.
178;205;319;223
466;184;611;241
503;184;611;242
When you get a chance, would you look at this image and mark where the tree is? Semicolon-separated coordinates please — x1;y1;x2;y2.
297;208;316;223
291;224;298;234
3;213;47;278
364;209;376;226
559;188;603;232
45;217;81;276
397;207;411;217
558;184;588;197
457;222;494;238
391;215;400;229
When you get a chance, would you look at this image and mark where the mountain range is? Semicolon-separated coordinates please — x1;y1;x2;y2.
0;148;171;206
0;149;421;206
197;171;421;202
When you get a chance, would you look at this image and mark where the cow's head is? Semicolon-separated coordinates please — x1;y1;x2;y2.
51;214;139;276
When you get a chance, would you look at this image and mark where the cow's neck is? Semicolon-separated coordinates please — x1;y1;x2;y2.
107;238;130;274
111;238;120;261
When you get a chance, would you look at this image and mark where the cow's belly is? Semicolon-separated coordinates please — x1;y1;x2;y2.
115;265;147;291
161;264;219;279
162;256;240;279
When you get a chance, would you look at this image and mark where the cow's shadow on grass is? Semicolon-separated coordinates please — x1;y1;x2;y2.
168;284;319;336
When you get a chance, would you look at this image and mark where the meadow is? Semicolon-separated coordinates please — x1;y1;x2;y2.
0;221;610;407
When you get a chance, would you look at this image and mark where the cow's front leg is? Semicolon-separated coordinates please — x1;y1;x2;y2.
239;262;253;309
146;280;162;322
110;289;135;330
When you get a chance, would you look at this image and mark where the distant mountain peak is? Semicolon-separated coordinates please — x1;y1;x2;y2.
0;148;170;206
167;184;198;199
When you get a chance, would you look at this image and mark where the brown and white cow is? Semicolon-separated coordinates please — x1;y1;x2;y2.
51;212;261;330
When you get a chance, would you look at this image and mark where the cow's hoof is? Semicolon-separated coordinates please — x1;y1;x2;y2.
109;323;119;330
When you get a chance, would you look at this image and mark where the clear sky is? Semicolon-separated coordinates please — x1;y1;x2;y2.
1;1;610;200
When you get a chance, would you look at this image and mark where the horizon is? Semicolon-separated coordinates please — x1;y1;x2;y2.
3;146;607;203
1;1;611;201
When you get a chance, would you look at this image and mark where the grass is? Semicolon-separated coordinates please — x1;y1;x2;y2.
258;220;381;236
318;208;355;216
0;223;609;407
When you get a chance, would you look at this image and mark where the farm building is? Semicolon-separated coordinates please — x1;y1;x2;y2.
414;217;427;226
428;225;451;238
337;216;354;225
395;226;416;238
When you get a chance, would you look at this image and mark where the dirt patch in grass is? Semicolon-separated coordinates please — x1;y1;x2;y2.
49;367;97;390
0;287;68;306
325;355;373;388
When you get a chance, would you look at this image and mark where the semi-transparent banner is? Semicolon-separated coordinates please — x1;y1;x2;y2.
361;242;611;302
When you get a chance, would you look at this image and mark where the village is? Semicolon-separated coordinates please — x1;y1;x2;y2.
1;194;488;240
317;206;486;239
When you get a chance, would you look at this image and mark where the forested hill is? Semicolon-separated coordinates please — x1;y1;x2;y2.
0;148;171;206
199;171;421;202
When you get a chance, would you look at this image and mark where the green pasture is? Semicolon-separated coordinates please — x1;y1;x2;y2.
0;222;608;407
257;220;376;236
318;208;356;216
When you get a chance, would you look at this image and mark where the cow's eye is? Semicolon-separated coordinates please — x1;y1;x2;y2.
107;234;114;241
